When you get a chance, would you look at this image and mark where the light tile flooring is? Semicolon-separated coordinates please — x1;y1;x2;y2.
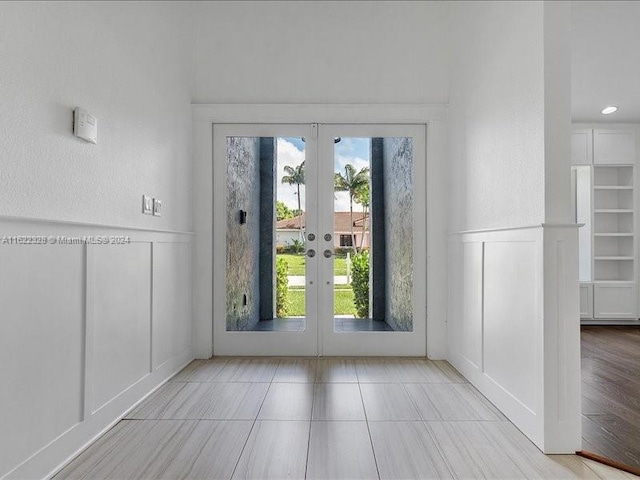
55;357;639;480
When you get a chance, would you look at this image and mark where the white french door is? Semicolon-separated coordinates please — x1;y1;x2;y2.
212;123;426;356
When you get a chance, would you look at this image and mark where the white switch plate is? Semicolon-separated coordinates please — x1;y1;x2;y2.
142;195;153;215
73;107;97;144
153;198;162;217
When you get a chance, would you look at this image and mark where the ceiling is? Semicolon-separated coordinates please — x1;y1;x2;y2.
572;1;640;123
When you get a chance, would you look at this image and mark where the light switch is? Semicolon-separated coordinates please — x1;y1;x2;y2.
153;198;162;217
142;195;153;215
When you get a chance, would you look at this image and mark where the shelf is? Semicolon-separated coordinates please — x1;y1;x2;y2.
576;142;636;287
592;165;634;188
592;280;635;284
594;233;634;237
594;256;634;261
594;209;634;213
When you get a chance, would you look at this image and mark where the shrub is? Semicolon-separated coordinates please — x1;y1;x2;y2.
276;257;289;317
351;250;370;318
292;239;305;253
278;243;305;254
333;246;349;256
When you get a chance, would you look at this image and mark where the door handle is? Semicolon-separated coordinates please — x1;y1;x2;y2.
323;249;334;258
306;249;316;258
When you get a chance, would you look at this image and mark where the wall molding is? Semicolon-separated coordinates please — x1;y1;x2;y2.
0;214;194;236
192;103;448;124
449;222;580;236
447;223;581;453
3;349;193;480
448;226;544;447
0;222;194;479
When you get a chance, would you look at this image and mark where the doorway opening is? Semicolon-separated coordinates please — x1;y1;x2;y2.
214;124;426;356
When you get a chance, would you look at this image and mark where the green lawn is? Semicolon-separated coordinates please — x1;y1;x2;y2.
278;253;349;276
287;287;356;316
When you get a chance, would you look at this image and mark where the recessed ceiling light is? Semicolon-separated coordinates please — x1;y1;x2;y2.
601;106;618;115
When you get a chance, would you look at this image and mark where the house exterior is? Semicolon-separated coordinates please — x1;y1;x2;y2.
276;212;370;248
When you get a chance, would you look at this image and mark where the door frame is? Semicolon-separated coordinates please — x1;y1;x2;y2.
192;104;448;359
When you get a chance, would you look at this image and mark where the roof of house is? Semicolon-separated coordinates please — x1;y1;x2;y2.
276;212;367;233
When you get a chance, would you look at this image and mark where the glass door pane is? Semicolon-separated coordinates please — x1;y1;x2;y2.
213;125;318;356
225;136;309;332
332;137;412;333
318;125;426;356
275;137;308;328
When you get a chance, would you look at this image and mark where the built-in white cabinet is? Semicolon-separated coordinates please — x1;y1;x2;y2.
572;126;639;322
594;282;636;319
571;129;593;165
579;282;593;318
593;129;636;165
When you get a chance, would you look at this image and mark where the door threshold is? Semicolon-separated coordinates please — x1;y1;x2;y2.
577;450;640;477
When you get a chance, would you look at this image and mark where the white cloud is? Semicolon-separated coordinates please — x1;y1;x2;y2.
334;154;370;213
275;139;370;214
276;138;306;211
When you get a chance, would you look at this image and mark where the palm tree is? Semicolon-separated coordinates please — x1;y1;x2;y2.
334;164;370;253
354;182;370;251
281;161;305;241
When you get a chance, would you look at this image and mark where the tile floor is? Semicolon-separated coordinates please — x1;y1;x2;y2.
55;357;639;479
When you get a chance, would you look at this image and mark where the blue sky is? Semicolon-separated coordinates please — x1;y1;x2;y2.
283;136;370;162
277;137;371;213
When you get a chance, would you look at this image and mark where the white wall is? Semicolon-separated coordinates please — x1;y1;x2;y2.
0;2;193;231
192;1;450;105
0;3;194;479
447;1;580;453
447;2;545;233
191;0;452;359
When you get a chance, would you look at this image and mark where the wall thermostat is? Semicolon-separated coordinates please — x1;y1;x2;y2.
73;107;97;144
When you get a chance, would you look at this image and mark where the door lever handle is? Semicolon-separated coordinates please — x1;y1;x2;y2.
323;249;334;258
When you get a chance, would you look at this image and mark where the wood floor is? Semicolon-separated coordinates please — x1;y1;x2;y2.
582;326;640;471
55;357;637;480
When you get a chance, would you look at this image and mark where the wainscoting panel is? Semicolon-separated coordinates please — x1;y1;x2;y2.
448;227;543;449
447;224;581;453
0;216;194;480
152;242;193;370
461;242;484;370
0;244;85;478
483;240;539;412
91;243;152;413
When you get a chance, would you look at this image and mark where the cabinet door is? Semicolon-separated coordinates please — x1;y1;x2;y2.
571;129;593;165
579;283;593;319
593;282;636;319
593;129;636;165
